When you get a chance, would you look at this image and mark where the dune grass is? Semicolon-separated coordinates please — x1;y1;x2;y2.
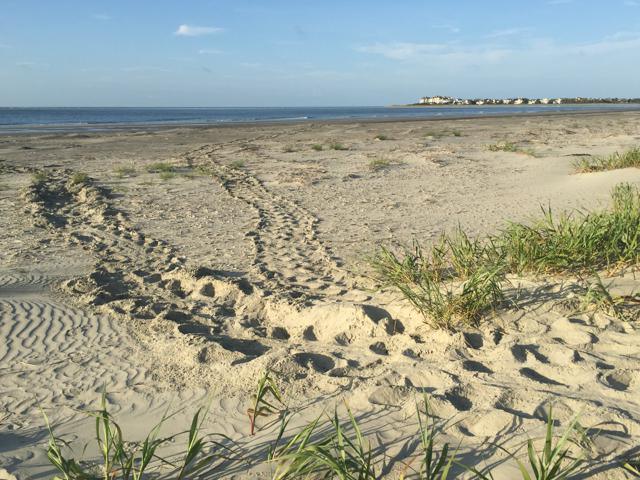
330;142;348;151
487;141;536;156
229;159;246;169
311;144;323;151
372;184;640;328
145;162;175;174
374;134;390;141
43;382;594;480
368;157;392;172
573;147;640;173
69;172;89;185
114;166;137;178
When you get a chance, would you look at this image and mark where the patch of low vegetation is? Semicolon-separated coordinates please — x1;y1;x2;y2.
43;380;593;480
329;142;348;151
573;147;640;173
69;172;89;185
145;162;175;174
159;171;176;181
114;166;137;178
368;157;392;172
424;130;463;139
372;183;640;328
31;171;49;184
487;141;537;156
229;159;245;169
374;134;390;141
311;144;323;151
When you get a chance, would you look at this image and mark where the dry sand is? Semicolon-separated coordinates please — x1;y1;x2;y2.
1;111;640;478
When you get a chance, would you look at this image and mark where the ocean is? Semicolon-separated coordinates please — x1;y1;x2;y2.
1;104;639;133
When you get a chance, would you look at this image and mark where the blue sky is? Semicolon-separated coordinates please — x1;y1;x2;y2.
1;0;639;106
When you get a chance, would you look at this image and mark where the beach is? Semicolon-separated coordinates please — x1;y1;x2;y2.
1;110;640;478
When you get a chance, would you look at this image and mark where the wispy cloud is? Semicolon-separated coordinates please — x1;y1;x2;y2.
624;0;639;6
175;24;223;37
355;42;510;63
356;31;640;66
432;24;460;34
484;27;532;38
92;13;112;21
198;48;224;55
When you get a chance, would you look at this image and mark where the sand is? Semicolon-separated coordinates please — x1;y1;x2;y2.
1;111;640;478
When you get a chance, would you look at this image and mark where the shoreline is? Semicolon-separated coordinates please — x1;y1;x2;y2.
2;104;640;136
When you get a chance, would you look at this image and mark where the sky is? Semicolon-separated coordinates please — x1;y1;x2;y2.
1;0;639;106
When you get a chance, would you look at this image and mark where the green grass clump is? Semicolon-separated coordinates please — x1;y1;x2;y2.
31;171;48;184
159;171;176;181
270;407;376;480
473;406;585;480
372;244;505;330
368;157;392;172
500;183;640;274
372;184;640;328
146;162;175;174
330;143;348;151
374;134;390;141
311;144;323;151
44;391;233;480
114;166;136;178
69;172;89;185
488;141;519;152
229;159;245;169
574;147;640;173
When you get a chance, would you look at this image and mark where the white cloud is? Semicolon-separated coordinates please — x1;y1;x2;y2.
175;24;223;37
432;24;460;34
198;48;224;54
356;31;640;66
355;42;510;63
485;27;532;38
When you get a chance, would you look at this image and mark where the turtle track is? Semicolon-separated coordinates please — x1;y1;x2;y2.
182;143;363;303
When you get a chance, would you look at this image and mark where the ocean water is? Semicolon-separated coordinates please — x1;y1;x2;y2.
1;104;639;133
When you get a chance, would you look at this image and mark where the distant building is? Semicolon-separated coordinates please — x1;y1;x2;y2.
553;98;562;104
419;95;455;105
513;98;525;105
540;98;550;104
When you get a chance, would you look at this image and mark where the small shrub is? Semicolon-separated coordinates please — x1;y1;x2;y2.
574;147;640;173
69;172;89;185
451;130;463;137
311;144;323;151
368;157;392;172
159;171;176;181
146;162;175;174
31;171;48;184
488;141;519;152
114;166;136;178
330;143;348;151
374;134;390;141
